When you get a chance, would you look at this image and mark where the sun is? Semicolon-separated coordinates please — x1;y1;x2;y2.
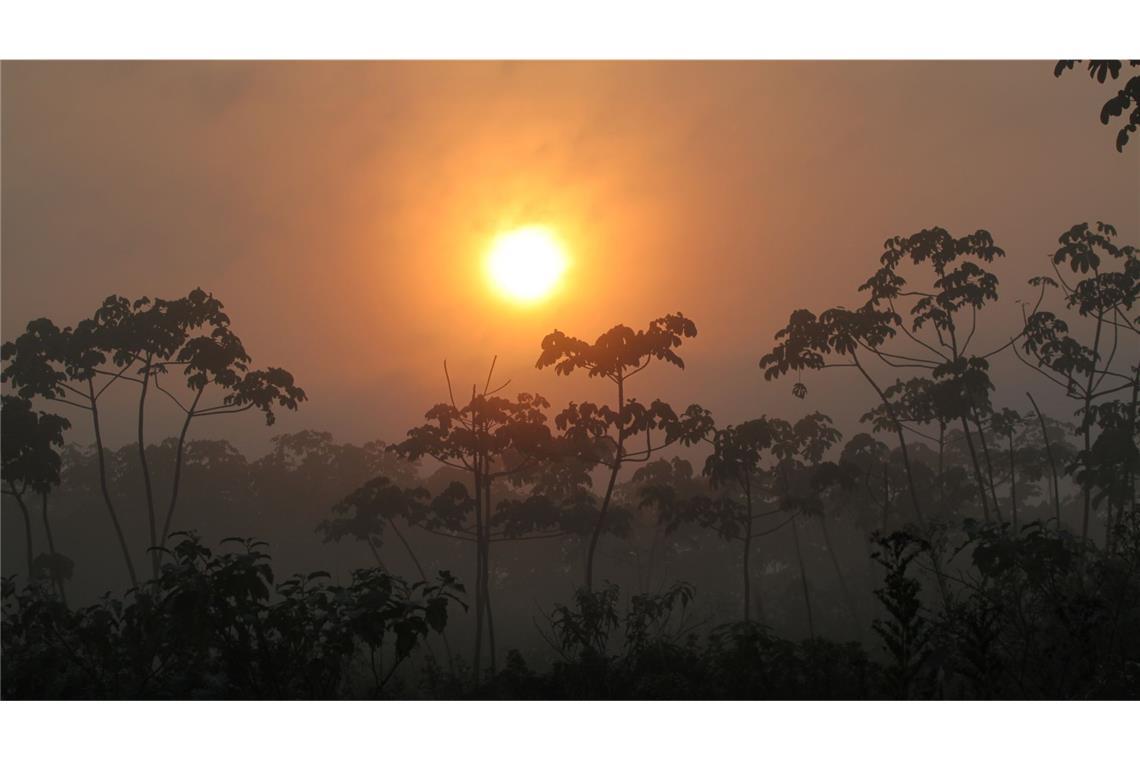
485;226;568;303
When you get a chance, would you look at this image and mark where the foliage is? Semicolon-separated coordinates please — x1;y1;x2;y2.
1055;60;1140;152
870;531;935;698
1;534;463;698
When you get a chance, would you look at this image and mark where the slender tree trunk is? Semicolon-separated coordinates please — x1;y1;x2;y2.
483;475;497;675
88;381;138;587
389;517;456;675
791;516;815;639
1080;312;1105;547
390;518;425;578
1130;369;1139;516
159;388;204;552
1081;416;1093;547
136;355;160;579
585;375;625;591
742;479;753;623
587;459;621;592
1109;371;1139;550
937;423;946;515
644;523;662;593
854;357;926;527
1026;393;1061;528
881;464;890;532
852;355;951;606
5;486;35;582
472;463;485;685
484;562;497;675
971;406;1003;522
41;492;68;607
1008;432;1018;532
960;416;991;521
364;536;389;572
754;561;767;626
819;514;860;632
1105;495;1115;552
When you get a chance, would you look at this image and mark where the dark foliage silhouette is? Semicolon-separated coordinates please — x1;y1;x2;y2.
2;289;306;584
536;314;711;591
2;533;463;698
1055;59;1140;152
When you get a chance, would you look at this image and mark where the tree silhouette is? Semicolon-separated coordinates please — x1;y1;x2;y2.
689;417;787;622
871;531;934;698
2;289;306;584
320;475;458;671
320;476;428;572
857;228;1026;524
629;457;707;594
760;227;1040;602
1;395;71;603
765;413;847;638
1018;222;1138;545
392;362;556;682
536;313;711;590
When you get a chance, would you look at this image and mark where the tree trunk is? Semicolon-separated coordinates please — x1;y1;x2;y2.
136;355;160;579
643;523;662;594
960;416;991;521
1081;416;1092;546
1008;432;1018;532
1026;393;1061;528
937;423;946;515
484;563;497;675
483;476;497;675
389;517;456;675
971;406;1003;523
585;375;625;591
1131;369;1139;516
41;492;68;607
364;536;389;572
852;355;950;606
88;381;138;587
791;516;815;639
742;481;753;623
819;514;860;632
159;387;204;553
472;463;485;686
1080;311;1105;548
753;564;767;625
6;486;35;582
882;464;890;532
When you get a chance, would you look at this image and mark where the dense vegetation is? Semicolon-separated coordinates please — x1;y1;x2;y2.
2;61;1138;699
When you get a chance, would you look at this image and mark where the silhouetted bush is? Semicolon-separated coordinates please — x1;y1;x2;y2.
1;534;463;699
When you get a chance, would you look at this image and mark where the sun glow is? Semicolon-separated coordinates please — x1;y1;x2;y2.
486;226;568;303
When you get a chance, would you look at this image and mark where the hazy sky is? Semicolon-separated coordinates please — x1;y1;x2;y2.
3;61;1138;453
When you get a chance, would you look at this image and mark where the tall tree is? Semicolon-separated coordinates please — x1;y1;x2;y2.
536;313;710;590
758;227;1032;603
1018;222;1138;546
1;395;71;603
392;366;556;683
856;228;1028;524
691;418;789;623
629;457;707;595
2;289;306;583
766;414;848;638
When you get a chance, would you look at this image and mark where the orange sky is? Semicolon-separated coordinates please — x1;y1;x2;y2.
2;61;1138;452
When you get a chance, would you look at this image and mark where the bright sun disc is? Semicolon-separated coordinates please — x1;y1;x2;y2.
486;226;568;303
